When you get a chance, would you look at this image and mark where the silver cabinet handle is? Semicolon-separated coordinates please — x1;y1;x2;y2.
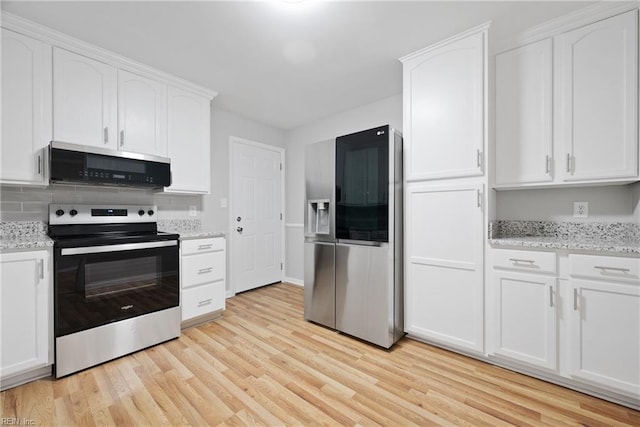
508;258;536;265
198;267;213;275
566;153;572;173
104;127;109;144
120;130;125;147
38;259;44;280
476;149;483;168
476;190;482;208
573;288;579;310
198;244;213;250
549;285;554;307
197;298;213;307
37;155;42;175
594;265;631;273
545;155;550;174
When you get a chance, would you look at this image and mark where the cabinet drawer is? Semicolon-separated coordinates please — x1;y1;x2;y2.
182;237;224;255
570;254;639;283
182;251;224;288
492;248;557;274
181;282;225;321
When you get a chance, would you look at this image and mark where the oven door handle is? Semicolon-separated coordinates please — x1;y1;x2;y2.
60;240;178;256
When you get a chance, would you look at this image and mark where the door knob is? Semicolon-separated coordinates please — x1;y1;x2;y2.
236;227;243;232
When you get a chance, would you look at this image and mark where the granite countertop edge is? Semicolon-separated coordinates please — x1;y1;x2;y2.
0;235;54;251
489;237;640;256
169;230;227;240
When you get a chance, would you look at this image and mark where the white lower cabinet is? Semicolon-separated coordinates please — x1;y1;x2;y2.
180;237;226;328
489;248;640;405
405;182;484;353
568;254;640;397
490;270;557;371
0;249;52;389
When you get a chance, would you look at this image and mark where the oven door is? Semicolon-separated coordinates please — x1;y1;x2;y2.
54;240;179;337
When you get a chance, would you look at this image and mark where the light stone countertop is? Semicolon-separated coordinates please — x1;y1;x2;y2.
489;221;640;256
0;221;53;251
157;218;226;240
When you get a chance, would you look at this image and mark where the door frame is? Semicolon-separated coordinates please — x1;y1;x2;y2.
228;136;286;297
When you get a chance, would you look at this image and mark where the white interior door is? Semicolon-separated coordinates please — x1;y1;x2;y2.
230;138;283;294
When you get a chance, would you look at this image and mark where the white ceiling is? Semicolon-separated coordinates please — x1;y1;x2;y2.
2;1;592;130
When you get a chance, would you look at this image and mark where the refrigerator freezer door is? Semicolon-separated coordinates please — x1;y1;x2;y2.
336;243;399;348
304;241;335;328
304;139;335;241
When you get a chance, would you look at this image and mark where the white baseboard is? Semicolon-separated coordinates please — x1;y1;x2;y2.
283;277;304;287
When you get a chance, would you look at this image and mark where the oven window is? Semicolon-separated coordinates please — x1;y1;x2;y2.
55;245;179;337
84;256;161;299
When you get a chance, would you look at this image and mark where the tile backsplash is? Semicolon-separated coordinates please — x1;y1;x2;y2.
0;185;202;221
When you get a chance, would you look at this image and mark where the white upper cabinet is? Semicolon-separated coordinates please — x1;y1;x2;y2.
165;86;211;194
53;47;117;150
117;70;167;157
402;27;486;181
495;39;553;187
1;29;51;185
557;10;638;182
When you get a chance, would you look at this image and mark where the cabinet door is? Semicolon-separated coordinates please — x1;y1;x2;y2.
53;47;117;149
165;86;211;193
570;279;640;396
118;70;167;156
405;182;484;353
0;251;50;378
403;30;485;181
557;10;638;182
490;271;557;370
1;29;51;185
495;39;553;186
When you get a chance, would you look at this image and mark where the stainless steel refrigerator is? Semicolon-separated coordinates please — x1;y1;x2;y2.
304;125;403;349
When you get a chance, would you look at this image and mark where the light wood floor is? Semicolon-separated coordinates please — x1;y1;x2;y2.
2;283;639;426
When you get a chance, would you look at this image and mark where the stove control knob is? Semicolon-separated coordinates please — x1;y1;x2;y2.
138;210;145;216
69;209;78;217
55;209;65;217
147;209;155;216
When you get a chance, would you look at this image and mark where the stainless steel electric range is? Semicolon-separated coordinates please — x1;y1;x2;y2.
48;204;180;378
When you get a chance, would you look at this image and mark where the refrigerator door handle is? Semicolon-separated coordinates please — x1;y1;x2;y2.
337;239;387;247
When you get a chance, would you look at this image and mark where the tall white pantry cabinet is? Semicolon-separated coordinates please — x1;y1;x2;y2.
401;23;489;355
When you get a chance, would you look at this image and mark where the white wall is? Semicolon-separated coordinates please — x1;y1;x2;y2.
283;93;402;283
496;185;638;222
632;182;640;223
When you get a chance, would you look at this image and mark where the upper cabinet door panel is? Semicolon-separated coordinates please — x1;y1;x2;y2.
558;10;638;182
166;86;211;194
1;29;50;185
53;47;117;149
404;30;485;181
495;39;553;186
118;70;167;157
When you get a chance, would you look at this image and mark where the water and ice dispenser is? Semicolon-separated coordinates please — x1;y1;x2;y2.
307;199;330;235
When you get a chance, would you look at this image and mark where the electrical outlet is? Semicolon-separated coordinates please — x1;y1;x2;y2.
573;201;588;218
220;198;228;208
188;205;197;217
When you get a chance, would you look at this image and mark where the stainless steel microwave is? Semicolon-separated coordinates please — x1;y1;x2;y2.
49;141;171;189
